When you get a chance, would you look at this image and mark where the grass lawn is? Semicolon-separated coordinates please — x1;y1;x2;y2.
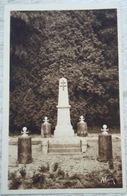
8;135;123;189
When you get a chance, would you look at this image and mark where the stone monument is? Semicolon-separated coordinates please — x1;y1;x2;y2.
18;127;32;164
41;116;51;138
98;124;113;162
41;77;87;154
54;77;74;137
77;115;88;137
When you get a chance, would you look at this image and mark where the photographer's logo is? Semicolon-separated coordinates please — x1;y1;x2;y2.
101;175;116;185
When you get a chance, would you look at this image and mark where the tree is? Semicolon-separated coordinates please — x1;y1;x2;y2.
9;9;119;134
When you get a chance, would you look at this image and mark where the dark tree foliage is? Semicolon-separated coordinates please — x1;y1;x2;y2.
9;9;119;134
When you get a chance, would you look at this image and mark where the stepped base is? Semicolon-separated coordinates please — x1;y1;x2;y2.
41;137;87;154
48;148;81;153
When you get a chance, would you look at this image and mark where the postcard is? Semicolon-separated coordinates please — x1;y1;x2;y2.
1;2;126;194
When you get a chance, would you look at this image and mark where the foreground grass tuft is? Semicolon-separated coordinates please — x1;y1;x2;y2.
8;161;122;189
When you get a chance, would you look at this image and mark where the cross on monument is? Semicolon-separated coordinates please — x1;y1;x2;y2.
60;80;66;91
101;124;109;135
21;127;29;137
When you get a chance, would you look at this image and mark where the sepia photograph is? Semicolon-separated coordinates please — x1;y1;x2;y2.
1;3;126;194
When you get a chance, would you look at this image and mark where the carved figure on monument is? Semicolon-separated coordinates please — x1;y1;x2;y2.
77;115;88;137
54;77;74;137
41;116;51;138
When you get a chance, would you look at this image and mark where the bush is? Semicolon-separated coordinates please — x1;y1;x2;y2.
8;162;122;189
8;172;22;189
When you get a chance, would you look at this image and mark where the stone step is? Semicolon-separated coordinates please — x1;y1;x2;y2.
48;144;81;148
48;148;81;153
48;152;81;155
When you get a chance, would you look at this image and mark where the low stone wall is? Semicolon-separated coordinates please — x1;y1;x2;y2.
9;134;121;145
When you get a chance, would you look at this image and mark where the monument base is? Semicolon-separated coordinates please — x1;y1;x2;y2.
41;137;87;154
54;125;74;137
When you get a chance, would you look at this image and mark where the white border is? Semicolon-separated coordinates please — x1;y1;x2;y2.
1;2;126;194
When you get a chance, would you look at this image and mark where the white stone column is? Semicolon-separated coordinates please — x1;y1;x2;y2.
54;77;74;137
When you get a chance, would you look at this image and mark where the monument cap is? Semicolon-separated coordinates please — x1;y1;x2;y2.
101;124;109;135
21;127;29;136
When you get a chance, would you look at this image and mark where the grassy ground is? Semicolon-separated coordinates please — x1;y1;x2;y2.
8;136;122;189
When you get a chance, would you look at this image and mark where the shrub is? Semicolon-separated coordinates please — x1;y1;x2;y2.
8;172;22;189
38;163;49;173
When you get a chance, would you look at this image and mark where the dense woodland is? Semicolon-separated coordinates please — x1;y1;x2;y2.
9;9;119;134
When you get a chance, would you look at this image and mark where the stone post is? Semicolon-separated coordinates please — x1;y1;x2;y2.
98;125;113;162
42;140;48;154
18;127;32;164
77;115;88;137
41;116;51;137
81;139;87;153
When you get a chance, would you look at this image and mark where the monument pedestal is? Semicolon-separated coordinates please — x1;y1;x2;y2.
77;116;88;137
18;135;32;164
41;137;87;154
98;134;113;162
